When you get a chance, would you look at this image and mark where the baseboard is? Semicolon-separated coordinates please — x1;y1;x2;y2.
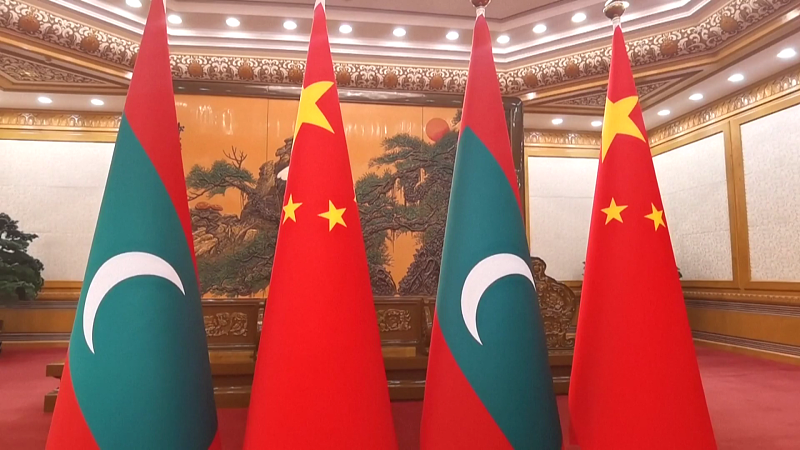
693;334;800;366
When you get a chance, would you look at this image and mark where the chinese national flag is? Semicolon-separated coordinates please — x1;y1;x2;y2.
568;26;717;449
242;2;397;449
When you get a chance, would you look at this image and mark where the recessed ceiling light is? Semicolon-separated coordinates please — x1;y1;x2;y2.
393;27;406;37
591;120;602;127
552;118;563;125
283;20;297;30
572;12;587;23
526;92;537;100
689;93;704;101
226;17;240;27
728;73;744;82
777;48;796;59
622;1;630;8
496;35;510;44
167;14;182;25
533;24;547;34
90;98;104;106
657;109;671;116
339;24;352;34
125;0;142;8
37;96;52;104
446;31;459;40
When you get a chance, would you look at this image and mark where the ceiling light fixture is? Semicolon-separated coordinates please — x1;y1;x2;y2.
496;35;510;44
777;48;796;59
37;96;52;104
728;73;744;82
533;24;547;34
339;24;352;34
125;0;142;8
393;27;406;37
283;20;297;30
572;12;587;23
689;93;704;101
552;118;563;125
591;120;602;127
622;1;630;8
167;14;182;25
446;31;459;40
657;109;671;116
90;98;104;106
226;17;240;27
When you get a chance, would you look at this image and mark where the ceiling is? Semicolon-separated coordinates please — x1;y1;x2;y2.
1;0;800;136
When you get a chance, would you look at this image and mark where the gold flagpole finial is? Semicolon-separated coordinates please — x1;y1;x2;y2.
472;0;490;17
603;0;628;28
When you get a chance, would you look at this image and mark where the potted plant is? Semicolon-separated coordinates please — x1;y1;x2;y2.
0;213;45;353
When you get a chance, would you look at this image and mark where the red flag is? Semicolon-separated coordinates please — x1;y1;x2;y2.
242;2;397;449
568;26;717;449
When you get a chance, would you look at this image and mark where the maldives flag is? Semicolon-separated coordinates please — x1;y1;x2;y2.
568;26;717;449
242;2;397;449
420;12;562;450
45;0;221;448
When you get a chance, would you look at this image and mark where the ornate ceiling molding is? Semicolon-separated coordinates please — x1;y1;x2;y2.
550;80;670;108
0;0;792;95
0;109;121;130
650;64;800;145
0;53;108;85
524;131;602;148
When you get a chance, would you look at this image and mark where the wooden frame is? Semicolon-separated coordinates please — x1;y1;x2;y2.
729;90;800;292
650;122;740;289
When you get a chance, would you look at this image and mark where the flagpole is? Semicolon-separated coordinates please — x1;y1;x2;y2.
603;0;627;29
472;0;490;17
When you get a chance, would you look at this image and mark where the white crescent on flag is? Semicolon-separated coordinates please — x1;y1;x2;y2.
460;253;535;345
82;251;185;353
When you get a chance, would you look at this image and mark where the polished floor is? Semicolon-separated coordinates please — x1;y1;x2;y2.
0;345;798;449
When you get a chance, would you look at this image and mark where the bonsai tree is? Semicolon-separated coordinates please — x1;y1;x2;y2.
0;213;44;303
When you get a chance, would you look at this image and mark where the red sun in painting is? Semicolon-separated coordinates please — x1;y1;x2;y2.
425;118;450;142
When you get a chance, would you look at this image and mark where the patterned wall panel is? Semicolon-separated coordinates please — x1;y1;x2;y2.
527;156;598;281
740;103;800;282
653;133;733;280
0;139;113;280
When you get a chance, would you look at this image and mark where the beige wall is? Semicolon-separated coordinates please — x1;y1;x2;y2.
0;139;113;281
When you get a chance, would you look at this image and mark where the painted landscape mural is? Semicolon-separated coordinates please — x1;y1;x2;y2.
175;95;461;298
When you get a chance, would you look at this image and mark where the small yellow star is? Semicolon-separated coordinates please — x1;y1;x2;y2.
282;195;302;224
318;200;346;231
602;95;646;162
294;81;335;140
601;198;628;225
645;203;666;231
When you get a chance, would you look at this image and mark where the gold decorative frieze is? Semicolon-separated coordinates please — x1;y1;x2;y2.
552;81;669;108
0;54;105;84
650;66;800;145
0;110;121;130
524;131;601;147
0;0;792;94
376;309;412;332
204;312;248;337
0;0;138;67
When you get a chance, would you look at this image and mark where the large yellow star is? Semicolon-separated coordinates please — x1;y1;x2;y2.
318;200;346;231
282;195;302;224
601;95;645;162
645;203;666;231
293;81;335;140
601;198;627;225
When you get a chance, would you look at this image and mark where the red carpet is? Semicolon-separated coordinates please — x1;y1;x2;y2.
1;345;798;449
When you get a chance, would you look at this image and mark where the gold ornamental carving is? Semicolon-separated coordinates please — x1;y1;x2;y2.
531;257;577;350
524;131;601;147
0;54;105;84
376;309;412;333
204;312;248;337
0;0;791;94
650;66;800;145
0;110;121;130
